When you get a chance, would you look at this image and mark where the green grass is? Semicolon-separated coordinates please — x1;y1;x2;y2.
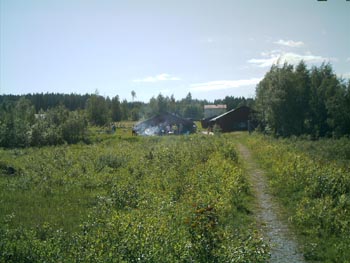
245;133;350;262
0;131;269;262
284;136;350;165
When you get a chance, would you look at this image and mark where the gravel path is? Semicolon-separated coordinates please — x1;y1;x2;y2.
237;143;306;263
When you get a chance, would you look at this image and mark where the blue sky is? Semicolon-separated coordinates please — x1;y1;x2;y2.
1;0;349;102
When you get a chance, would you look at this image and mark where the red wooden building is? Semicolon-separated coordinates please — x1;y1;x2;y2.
208;106;254;132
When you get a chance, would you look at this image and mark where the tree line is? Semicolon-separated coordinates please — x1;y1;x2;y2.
255;61;350;138
0;92;250;147
0;92;252;123
3;60;346;148
0;98;88;148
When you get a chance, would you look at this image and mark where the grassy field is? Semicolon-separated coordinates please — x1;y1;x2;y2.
0;130;268;262
245;133;350;263
3;127;349;262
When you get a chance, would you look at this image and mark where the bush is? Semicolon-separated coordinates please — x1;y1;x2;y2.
0;134;270;262
247;134;350;262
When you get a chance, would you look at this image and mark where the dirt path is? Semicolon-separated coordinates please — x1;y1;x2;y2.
237;143;306;263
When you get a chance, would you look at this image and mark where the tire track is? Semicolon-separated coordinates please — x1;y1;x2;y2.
237;143;306;263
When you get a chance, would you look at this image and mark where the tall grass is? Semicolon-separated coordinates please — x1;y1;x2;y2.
0;133;269;262
246;134;350;262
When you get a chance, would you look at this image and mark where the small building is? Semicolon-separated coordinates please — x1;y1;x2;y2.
208;106;254;133
133;112;196;136
203;104;227;119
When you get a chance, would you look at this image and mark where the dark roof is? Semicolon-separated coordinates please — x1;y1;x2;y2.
209;106;252;122
209;109;235;122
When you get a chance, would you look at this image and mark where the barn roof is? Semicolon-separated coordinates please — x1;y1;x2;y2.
209;106;251;122
209;108;235;122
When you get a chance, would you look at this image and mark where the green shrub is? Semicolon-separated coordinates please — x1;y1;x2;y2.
0;134;269;262
247;134;350;262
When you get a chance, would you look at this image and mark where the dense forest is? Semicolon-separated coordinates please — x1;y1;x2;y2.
255;61;350;138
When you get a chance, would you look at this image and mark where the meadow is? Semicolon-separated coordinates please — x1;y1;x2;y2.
0;130;268;263
245;134;350;262
3;127;350;262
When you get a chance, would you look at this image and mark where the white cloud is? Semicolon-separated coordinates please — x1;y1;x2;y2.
133;73;180;83
283;52;328;64
274;39;304;48
248;52;331;68
337;73;350;79
190;78;262;92
248;57;279;68
346;57;350;62
260;50;281;57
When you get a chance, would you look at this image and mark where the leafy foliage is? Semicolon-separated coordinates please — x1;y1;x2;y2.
86;94;110;126
255;61;350;137
0;134;269;262
246;134;350;262
0;99;88;148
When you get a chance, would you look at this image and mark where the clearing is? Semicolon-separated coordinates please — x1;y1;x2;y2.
237;143;306;263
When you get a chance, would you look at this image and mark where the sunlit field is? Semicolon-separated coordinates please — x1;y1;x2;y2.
0;130;268;262
245;134;350;262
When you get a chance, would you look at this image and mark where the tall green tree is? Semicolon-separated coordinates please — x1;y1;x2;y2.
0;98;35;147
325;79;350;136
62;110;88;144
255;63;296;136
110;95;122;122
149;94;169;115
294;61;311;134
255;61;349;137
309;63;338;137
14;98;35;146
86;95;109;126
